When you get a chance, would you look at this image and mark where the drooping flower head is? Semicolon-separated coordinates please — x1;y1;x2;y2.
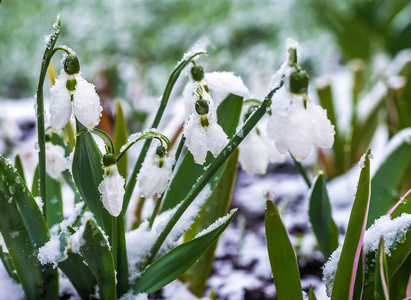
50;55;102;132
266;40;335;161
183;65;230;165
98;154;125;217
137;145;174;199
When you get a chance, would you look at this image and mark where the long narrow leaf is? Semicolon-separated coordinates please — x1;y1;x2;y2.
0;246;18;282
265;197;303;300
331;149;371;300
308;285;317;300
309;172;339;260
367;129;411;228
374;237;389;300
133;209;237;294
80;218;116;300
114;99;128;179
181;149;239;296
389;253;411;300
0;156;58;299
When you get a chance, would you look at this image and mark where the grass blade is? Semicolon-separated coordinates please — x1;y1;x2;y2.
331;149;371;300
114;99;128;179
309;172;339;260
265;196;303;300
374;237;389;300
133;209;236;294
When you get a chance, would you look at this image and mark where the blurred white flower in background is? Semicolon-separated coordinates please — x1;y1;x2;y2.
45;142;68;180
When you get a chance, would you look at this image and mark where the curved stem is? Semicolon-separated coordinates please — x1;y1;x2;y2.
144;81;283;267
77;128;115;155
291;155;312;188
122;51;206;211
36;15;61;219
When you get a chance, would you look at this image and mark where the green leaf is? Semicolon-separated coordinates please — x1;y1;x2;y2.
331;149;371;300
59;253;97;299
114;99;128;179
161;94;243;212
72;121;112;234
265;197;303;300
309;172;339;260
388;189;411;219
0;245;18;282
388;253;411;300
32;166;64;229
367;130;411;228
14;154;26;184
374;237;389;300
133;209;237;294
308;285;318;300
181;149;239;297
80;218;116;300
0;155;58;299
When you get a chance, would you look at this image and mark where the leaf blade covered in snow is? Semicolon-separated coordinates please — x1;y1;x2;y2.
132;209;237;294
265;197;303;300
331;149;371;300
80;218;116;300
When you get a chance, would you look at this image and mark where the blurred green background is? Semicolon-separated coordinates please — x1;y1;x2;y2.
1;0;411;100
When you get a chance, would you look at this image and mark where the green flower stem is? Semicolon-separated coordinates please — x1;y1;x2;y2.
35;15;61;219
148;135;186;229
291;155;312;188
77;128;115;155
122;51;206;211
145;83;283;267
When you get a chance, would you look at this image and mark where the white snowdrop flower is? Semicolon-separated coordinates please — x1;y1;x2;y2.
184;99;229;165
98;154;125;217
204;71;250;103
266;41;334;161
45;142;68;180
49;55;102;132
137;146;174;199
239;127;285;175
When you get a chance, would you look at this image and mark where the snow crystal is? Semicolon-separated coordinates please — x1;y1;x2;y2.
0;263;24;300
34;196;44;213
195;208;236;238
118;292;148;300
38;235;63;268
60;202;85;232
69;212;94;254
358;151;373;168
44;34;51;45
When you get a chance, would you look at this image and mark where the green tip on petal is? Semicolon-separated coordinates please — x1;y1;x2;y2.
191;65;204;82
103;154;116;167
195;99;209;115
289;71;309;95
64;55;80;75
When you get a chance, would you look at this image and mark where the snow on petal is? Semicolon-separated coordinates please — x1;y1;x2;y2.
205;114;229;158
137;150;174;199
49;71;72;132
45;142;69;180
72;74;102;130
309;103;335;149
205;71;250;103
98;164;125;217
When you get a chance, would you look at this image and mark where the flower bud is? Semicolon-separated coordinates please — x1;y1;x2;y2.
64;55;80;75
195;99;209;115
289;71;309;95
191;65;204;82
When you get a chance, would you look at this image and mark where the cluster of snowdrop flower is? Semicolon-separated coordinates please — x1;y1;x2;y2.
49;54;102;132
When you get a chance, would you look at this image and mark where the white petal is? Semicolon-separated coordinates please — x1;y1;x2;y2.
309;103;335;149
183;114;208;164
239;129;269;175
72;75;102;130
137;153;173;199
45;142;68;179
205;72;250;103
205;115;228;158
49;71;72;132
98;165;125;217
